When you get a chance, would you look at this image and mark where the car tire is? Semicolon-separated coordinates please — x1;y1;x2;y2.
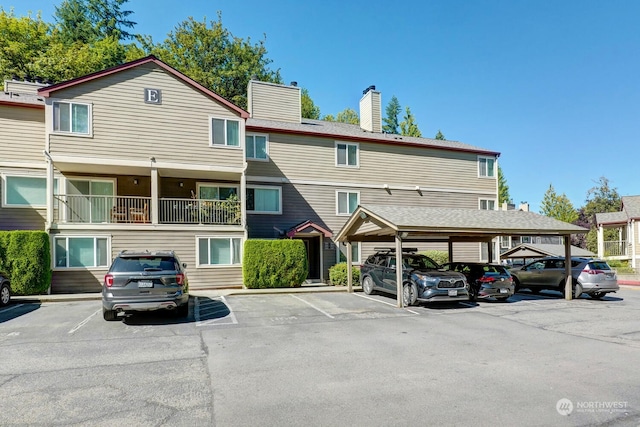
468;285;477;302
590;292;604;300
175;303;189;317
362;276;375;295
513;278;521;293
573;283;583;299
0;282;10;306
496;297;510;302
402;282;418;307
103;308;118;321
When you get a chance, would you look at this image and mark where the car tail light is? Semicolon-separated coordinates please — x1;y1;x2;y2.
583;269;604;275
104;274;114;287
479;276;496;283
176;273;185;285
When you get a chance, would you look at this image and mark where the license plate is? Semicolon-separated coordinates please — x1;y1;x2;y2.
448;289;458;297
138;280;153;288
499;288;508;294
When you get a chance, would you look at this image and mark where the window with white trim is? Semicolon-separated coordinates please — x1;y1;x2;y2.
339;242;360;264
54;236;109;268
500;236;510;249
246;134;268;160
246;186;281;214
478;156;496;177
337;191;359;215
3;176;57;207
479;199;496;210
198;237;242;266
198;184;238;200
336;142;358;167
53;101;90;134
210;117;240;147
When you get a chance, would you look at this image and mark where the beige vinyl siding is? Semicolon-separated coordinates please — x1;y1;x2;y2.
4;81;46;94
48;64;243;168
246;132;496;194
248;81;300;123
50;229;244;293
359;90;381;133
0;105;45;162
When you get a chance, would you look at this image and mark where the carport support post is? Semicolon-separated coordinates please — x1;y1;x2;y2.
396;233;404;308
564;234;573;300
346;241;353;293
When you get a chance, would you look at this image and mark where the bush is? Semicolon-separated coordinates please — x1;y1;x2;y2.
0;231;51;295
420;250;448;266
329;262;360;286
607;260;635;274
243;239;308;288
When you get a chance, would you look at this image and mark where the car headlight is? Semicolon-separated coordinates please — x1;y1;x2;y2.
415;274;438;286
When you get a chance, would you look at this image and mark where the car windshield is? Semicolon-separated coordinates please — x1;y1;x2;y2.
404;255;439;270
588;261;611;271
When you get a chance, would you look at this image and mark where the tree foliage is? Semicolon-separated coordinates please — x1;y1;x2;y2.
382;95;401;134
581;177;622;252
539;184;578;223
400;106;421;137
301;88;320;119
322;108;359;124
435;130;445;140
498;165;511;205
0;9;50;84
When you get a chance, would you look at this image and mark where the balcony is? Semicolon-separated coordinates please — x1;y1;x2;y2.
53;195;242;225
603;240;628;257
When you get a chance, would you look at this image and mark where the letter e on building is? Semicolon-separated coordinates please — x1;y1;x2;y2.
144;88;162;105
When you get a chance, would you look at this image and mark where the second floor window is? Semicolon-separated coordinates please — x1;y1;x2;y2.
246;134;268;160
337;191;359;215
211;118;240;147
53;102;90;134
247;186;281;214
336;142;358;167
480;199;496;210
478;156;495;177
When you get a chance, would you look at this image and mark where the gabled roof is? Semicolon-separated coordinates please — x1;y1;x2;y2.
336;204;588;243
500;243;595;259
286;220;332;238
595;195;640;225
247;117;499;156
38;55;249;118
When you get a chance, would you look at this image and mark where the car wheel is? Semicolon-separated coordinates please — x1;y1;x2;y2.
175;303;189;317
590;292;604;300
402;282;418;307
0;282;10;306
468;285;477;302
530;288;541;294
558;280;566;295
496;297;510;302
103;308;118;321
573;283;583;299
362;276;375;295
513;278;521;293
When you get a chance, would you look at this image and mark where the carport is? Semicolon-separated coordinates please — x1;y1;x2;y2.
335;204;588;307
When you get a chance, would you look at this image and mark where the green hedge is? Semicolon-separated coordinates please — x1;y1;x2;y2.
420;250;449;266
329;262;360;286
243;239;308;288
0;231;51;295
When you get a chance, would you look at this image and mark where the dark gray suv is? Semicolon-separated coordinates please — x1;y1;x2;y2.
102;250;189;321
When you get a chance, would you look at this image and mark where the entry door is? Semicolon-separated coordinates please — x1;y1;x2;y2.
302;237;320;280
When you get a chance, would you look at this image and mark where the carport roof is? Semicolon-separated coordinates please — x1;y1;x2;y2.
500;243;595;259
336;204;588;242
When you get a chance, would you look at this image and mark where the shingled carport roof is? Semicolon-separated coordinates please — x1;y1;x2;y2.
336;204;588;243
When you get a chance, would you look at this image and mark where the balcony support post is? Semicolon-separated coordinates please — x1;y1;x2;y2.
151;168;158;224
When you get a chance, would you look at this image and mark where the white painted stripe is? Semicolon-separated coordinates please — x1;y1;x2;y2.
195;296;238;326
290;294;335;318
0;303;24;314
354;293;420;314
68;309;100;334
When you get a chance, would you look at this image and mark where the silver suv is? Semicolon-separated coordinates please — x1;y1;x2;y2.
102;250;189;321
510;257;618;299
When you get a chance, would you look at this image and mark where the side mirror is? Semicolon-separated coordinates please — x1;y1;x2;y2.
182;263;187;269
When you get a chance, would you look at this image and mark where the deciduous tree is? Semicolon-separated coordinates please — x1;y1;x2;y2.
322;108;359;124
540;184;578;223
582;177;622;252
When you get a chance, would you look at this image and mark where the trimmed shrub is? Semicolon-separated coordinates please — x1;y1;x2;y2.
0;231;51;295
329;262;360;286
420;250;448;266
243;239;308;288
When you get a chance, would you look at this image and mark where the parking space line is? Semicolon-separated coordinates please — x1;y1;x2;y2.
195;296;238;326
290;294;335;318
354;293;420;315
68;309;100;334
0;303;24;314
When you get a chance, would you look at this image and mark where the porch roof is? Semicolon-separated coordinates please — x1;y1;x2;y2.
286;220;332;238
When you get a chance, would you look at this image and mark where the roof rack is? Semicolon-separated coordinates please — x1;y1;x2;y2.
374;247;418;253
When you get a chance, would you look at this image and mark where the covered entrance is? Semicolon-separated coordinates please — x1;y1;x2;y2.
336;204;588;307
286;220;332;282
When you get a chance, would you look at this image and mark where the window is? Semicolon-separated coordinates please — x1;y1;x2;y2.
53;102;90;134
4;176;57;207
211;118;240;147
246;134;268;160
339;242;360;264
198;237;242;266
521;236;532;244
198;184;238;200
66;179;115;223
478;156;495;177
54;236;109;268
500;236;510;249
337;191;359;215
246;186;281;214
480;199;496;210
336;142;358;167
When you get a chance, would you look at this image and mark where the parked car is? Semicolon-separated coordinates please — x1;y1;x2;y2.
360;248;469;306
509;256;619;299
440;262;514;302
102;250;189;321
0;272;10;307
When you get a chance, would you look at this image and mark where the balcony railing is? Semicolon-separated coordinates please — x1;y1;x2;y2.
53;195;241;225
603;240;628;257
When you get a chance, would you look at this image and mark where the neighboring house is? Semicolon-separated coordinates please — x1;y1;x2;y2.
595;195;640;269
0;56;501;292
497;202;563;258
500;243;595;266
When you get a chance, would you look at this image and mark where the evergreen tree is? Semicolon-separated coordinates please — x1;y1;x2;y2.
382;95;401;134
497;166;511;205
540;184;578;223
399;106;421;137
435;130;445;140
582;177;622;252
301;88;320;119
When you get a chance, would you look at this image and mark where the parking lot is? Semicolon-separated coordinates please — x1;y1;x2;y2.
1;287;639;426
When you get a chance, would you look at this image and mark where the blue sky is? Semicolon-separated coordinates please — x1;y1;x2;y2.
8;0;640;212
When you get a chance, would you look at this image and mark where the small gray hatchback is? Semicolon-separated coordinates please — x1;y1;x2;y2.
102;250;189;321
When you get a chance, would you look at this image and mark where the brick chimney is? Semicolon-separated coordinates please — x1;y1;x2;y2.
359;85;381;133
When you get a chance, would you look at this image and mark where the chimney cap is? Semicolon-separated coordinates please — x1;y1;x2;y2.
290;81;298;87
362;85;376;95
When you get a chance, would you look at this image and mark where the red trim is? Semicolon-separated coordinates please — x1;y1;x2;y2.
246;125;500;157
286;220;333;238
38;55;249;118
0;100;44;110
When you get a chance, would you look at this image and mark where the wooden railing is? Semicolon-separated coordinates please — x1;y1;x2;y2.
53;195;241;225
603;240;628;257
